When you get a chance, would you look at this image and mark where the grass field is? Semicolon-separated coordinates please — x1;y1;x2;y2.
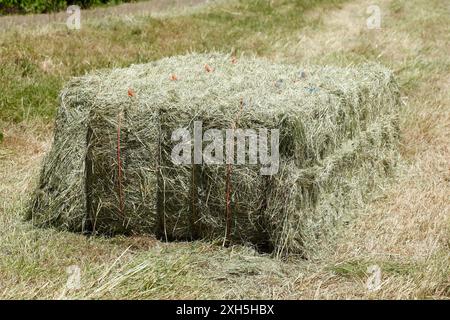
0;0;449;299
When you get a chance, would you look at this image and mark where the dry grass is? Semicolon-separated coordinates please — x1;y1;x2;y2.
0;0;449;299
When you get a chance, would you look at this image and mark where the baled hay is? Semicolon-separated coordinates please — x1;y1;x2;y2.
29;53;400;257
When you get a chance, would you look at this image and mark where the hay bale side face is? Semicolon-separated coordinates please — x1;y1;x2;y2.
86;96;160;234
30;53;400;256
30;78;96;232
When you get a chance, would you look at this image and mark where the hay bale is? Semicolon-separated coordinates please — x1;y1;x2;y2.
29;53;400;256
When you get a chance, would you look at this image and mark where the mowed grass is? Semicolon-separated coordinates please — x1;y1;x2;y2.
0;0;449;299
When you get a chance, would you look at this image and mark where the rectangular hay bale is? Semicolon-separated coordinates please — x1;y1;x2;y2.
29;53;400;256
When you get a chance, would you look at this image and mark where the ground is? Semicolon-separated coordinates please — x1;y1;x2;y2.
0;0;449;299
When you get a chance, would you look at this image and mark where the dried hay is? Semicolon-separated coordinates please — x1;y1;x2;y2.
29;53;400;257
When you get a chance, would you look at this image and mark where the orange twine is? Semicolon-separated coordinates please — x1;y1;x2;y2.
224;98;245;247
117;111;124;217
204;63;213;72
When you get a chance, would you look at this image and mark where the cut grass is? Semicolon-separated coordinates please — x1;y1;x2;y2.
0;0;449;299
330;259;420;279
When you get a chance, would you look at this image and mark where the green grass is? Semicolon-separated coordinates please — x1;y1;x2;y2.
0;0;136;15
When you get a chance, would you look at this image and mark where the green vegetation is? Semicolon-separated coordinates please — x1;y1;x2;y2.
0;0;133;14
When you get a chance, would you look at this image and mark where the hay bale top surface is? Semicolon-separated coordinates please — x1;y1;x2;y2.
65;53;395;120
